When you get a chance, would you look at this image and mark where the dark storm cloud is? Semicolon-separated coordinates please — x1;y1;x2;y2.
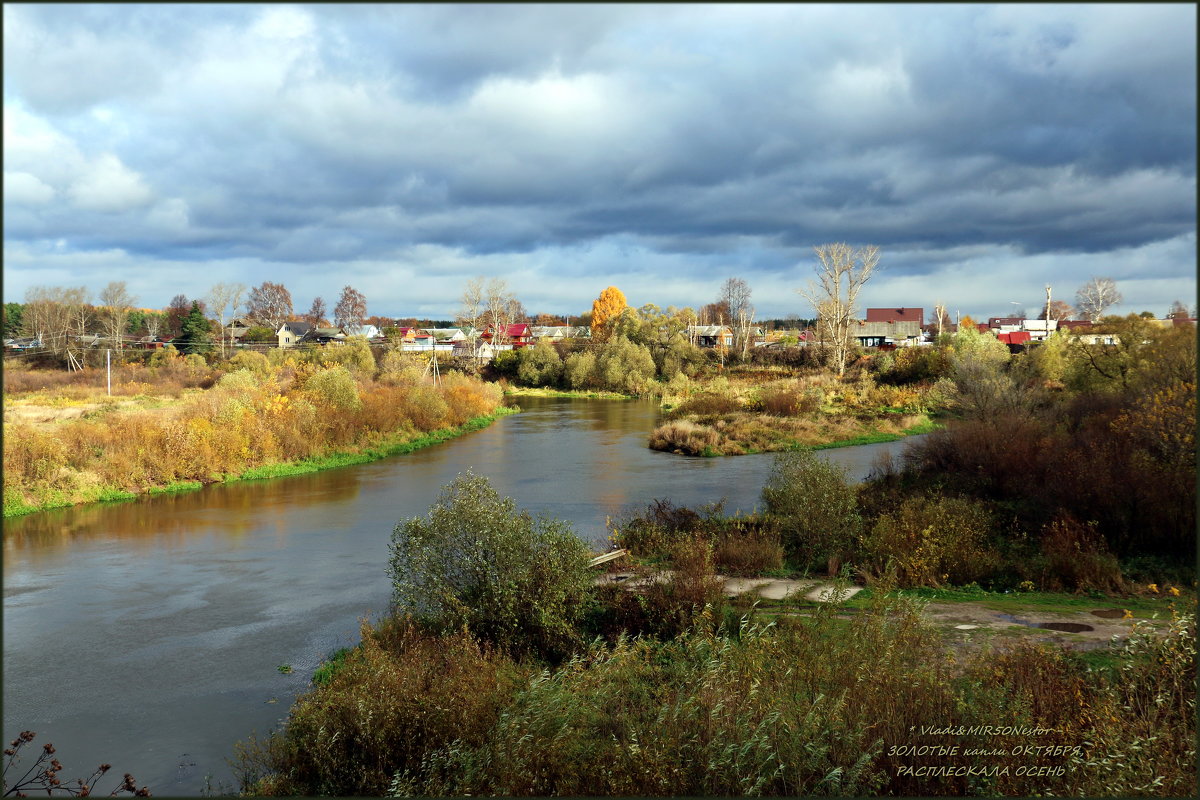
3;3;1195;317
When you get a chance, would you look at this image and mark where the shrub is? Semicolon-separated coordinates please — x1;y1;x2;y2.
563;350;596;389
713;525;784;576
401;384;449;431
877;345;952;385
224;349;271;376
234;620;525;797
595;336;656;394
379;350;425;387
439;371;502;426
1037;514;1124;593
759;385;820;416
672;391;742;417
515;339;563;387
388;471;593;662
216;368;261;394
862;495;1000;587
303;365;361;411
761;449;862;574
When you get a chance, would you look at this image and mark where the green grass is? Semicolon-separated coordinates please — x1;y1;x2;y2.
808;416;942;451
147;480;203;495
234;407;520;482
503;386;634;400
312;646;355;687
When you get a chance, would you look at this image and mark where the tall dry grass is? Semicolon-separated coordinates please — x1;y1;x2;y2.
3;362;504;514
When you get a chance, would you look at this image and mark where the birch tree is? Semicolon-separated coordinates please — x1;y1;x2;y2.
456;276;487;355
1075;277;1122;323
246;281;294;331
718;277;755;360
798;243;879;377
99;281;136;352
207;281;246;358
334;286;368;332
484;278;519;347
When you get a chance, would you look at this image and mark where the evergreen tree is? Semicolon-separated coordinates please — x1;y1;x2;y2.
177;300;213;355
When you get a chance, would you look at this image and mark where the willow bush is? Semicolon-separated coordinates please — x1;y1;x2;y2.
388;470;593;662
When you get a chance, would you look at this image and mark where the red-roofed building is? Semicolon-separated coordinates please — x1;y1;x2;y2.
482;323;532;348
866;308;924;326
996;331;1032;347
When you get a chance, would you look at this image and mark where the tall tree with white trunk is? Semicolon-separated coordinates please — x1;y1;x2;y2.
1075;277;1122;323
798;243;880;377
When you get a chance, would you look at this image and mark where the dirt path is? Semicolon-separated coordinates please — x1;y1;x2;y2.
597;572;1169;650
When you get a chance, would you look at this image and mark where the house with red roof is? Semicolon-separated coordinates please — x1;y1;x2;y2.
866;308;924;327
482;323;532;348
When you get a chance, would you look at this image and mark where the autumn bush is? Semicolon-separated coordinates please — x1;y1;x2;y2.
860;495;1001;588
1036;514;1125;593
713;523;784;576
235;620;527;797
388;471;593;662
761;449;862;574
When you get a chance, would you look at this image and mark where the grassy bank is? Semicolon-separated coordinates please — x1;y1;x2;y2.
3;408;517;518
502;386;633;400
3;350;509;518
651;410;939;456
230;407;518;483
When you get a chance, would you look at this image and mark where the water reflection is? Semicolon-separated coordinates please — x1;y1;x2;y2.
3;470;364;565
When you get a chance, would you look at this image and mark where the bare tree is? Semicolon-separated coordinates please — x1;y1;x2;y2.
207;281;246;358
305;296;328;327
484;277;519;347
99;281;136;351
1039;300;1074;321
164;293;190;338
334;285;368;332
1075;277;1122;323
246;281;294;331
144;312;163;341
63;287;91;340
798;243;880;377
22;286;74;357
718;277;755;360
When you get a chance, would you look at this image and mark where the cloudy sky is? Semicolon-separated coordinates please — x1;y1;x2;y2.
4;3;1196;322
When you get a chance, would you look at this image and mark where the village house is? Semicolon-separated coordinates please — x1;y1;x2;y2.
852;320;922;348
482;323;532;348
276;321;313;348
687;325;733;347
866;307;924;327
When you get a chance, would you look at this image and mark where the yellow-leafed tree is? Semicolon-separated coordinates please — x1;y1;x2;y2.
590;286;627;343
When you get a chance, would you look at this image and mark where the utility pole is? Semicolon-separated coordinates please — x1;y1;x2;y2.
1045;284;1052;337
106;349;111;395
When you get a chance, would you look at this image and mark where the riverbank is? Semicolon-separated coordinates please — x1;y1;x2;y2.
2;406;519;518
650;410;940;456
237;479;1196;798
503;386;633;400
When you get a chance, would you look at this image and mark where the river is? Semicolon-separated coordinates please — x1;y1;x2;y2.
3;397;921;795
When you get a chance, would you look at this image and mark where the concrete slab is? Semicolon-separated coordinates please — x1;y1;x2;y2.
757;579;819;600
721;577;773;597
805;584;863;603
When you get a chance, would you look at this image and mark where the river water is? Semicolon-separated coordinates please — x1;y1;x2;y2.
3;397;920;795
